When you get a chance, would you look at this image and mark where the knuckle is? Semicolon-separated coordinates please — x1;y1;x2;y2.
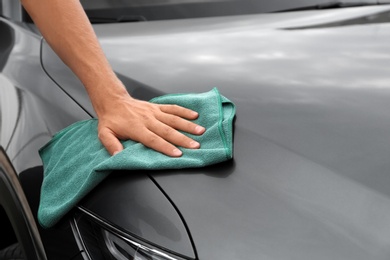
141;114;151;121
162;126;175;136
145;134;159;145
166;115;179;126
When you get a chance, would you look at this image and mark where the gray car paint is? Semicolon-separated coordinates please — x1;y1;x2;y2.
41;6;390;260
0;19;90;173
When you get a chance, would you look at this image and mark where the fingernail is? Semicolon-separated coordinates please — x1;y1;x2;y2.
190;141;200;149
195;126;205;134
113;151;119;156
172;148;182;157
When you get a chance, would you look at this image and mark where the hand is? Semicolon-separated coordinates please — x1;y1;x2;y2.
96;92;206;157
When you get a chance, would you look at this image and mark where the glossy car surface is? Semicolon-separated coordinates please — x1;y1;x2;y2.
2;0;390;259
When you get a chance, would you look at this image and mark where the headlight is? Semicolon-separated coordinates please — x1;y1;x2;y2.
71;209;190;260
103;229;183;260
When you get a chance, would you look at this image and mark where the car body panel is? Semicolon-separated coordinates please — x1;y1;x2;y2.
145;15;390;257
0;18;91;259
0;19;91;173
40;5;390;259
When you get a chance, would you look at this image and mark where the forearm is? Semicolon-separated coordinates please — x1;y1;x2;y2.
21;0;127;113
21;0;205;156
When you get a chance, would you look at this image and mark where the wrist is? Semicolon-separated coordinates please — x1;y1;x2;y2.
86;76;131;118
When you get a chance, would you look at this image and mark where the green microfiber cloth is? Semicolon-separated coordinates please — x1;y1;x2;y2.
38;88;235;228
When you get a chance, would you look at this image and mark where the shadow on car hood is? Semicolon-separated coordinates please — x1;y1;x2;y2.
41;6;390;259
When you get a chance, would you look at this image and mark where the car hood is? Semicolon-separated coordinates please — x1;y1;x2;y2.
42;6;390;260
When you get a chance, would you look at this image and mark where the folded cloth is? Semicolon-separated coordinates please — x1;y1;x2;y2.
38;88;235;228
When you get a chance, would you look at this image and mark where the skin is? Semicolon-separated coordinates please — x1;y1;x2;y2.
20;0;205;157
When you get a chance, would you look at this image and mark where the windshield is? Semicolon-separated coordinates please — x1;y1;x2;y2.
80;0;387;22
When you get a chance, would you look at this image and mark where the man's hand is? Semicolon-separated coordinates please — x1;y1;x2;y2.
95;89;205;157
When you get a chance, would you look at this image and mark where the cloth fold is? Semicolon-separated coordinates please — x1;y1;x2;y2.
38;88;235;228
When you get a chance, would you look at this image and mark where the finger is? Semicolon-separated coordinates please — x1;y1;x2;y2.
139;129;183;157
98;127;124;155
156;113;205;135
149;120;201;149
159;104;199;120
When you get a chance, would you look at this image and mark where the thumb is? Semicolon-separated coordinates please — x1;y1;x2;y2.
98;128;123;156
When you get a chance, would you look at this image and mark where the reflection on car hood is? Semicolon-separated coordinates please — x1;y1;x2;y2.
43;6;390;259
